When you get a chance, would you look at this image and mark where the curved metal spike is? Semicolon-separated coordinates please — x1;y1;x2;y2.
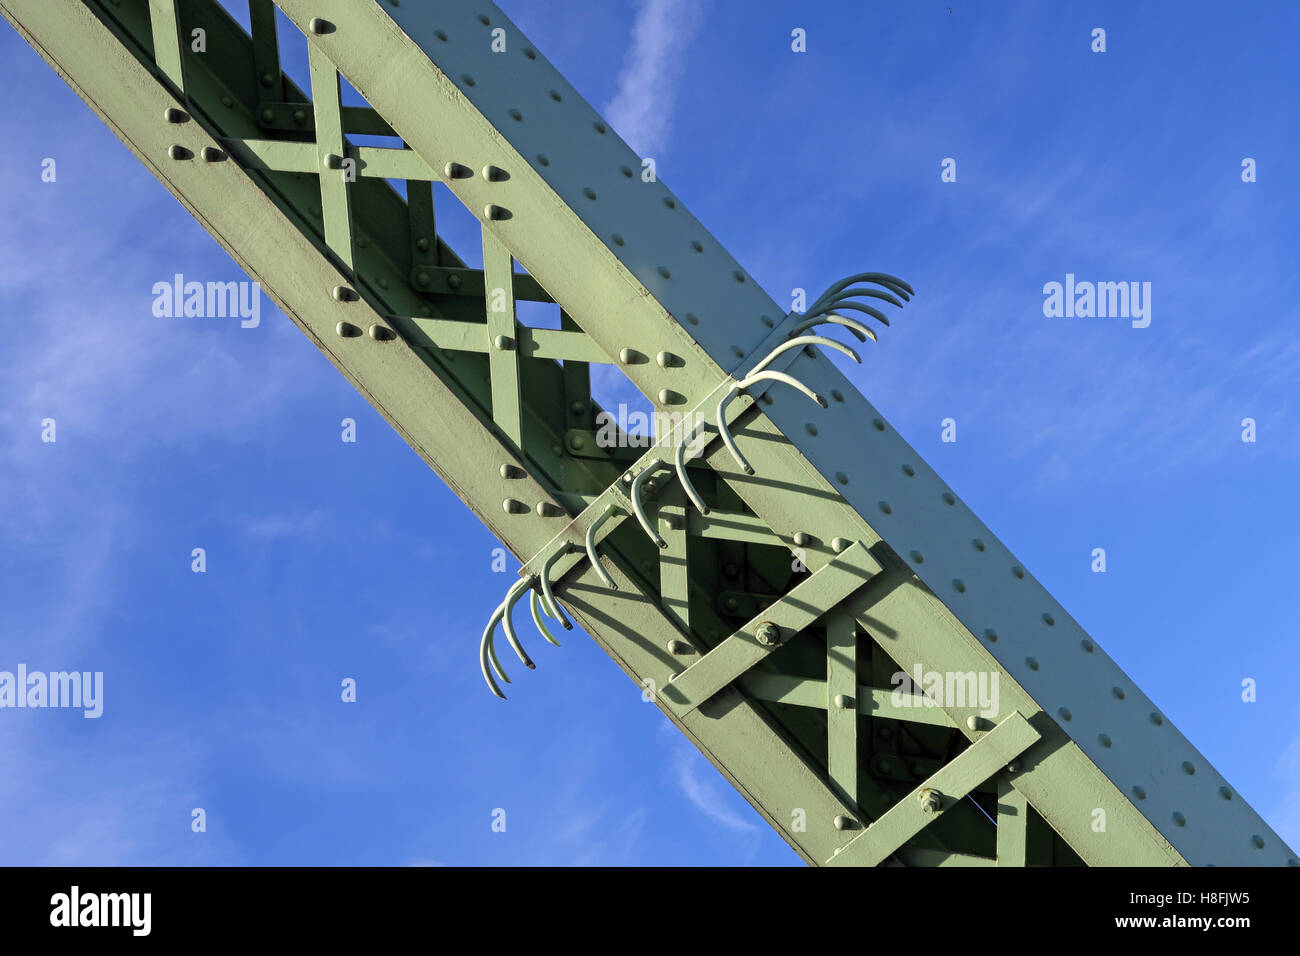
716;386;754;476
674;421;711;516
750;335;861;376
630;459;668;549
790;313;867;342
811;272;913;313
819;300;891;328
480;601;510;698
737;369;827;408
530;588;562;647
500;576;537;669
539;545;574;630
823;286;905;309
585;505;620;590
787;315;875;343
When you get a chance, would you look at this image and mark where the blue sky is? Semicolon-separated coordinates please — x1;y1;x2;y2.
0;0;1296;865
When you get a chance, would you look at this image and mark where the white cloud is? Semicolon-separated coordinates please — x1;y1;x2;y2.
665;728;759;834
603;0;706;157
1270;714;1300;854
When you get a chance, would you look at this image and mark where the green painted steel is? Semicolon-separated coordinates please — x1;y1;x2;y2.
2;0;1293;867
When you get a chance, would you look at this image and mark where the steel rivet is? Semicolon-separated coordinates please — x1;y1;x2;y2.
332;286;357;302
167;144;192;161
833;694;853;710
831;537;851;553
308;17;333;35
200;146;226;163
163;107;189;124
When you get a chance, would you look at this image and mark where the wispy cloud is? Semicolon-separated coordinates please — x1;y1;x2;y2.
1270;713;1300;853
603;0;706;157
664;726;759;835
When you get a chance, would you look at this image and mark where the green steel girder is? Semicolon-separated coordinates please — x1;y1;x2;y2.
3;0;1293;867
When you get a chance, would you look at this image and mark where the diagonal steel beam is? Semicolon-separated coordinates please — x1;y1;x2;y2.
827;711;1040;866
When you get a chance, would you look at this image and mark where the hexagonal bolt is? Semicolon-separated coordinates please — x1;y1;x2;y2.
918;788;943;814
754;621;781;647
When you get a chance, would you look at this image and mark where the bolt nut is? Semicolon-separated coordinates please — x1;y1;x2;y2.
918;788;943;814
754;621;781;647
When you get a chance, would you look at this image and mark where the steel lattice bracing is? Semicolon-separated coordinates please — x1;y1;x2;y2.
3;0;1294;867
